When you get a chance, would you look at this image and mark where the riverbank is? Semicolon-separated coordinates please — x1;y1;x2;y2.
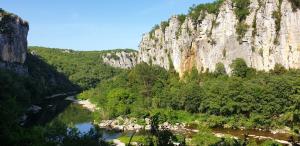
96;117;297;145
73;99;299;145
65;96;98;112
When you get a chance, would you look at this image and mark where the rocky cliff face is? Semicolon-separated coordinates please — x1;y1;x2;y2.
138;0;300;76
102;50;137;69
0;9;29;64
0;9;29;74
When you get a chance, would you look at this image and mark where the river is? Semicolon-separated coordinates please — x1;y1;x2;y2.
23;93;300;145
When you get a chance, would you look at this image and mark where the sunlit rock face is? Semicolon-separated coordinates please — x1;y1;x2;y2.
102;51;137;69
138;0;300;76
0;10;29;64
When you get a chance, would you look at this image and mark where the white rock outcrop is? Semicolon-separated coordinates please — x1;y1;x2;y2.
138;0;300;76
102;51;137;69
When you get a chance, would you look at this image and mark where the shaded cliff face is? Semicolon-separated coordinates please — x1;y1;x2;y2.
102;50;137;69
138;0;300;76
0;9;29;64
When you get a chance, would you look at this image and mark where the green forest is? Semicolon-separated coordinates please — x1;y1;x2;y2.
1;47;300;145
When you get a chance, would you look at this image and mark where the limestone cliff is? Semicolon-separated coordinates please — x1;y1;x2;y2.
102;50;137;69
0;9;29;74
138;0;300;76
0;9;29;63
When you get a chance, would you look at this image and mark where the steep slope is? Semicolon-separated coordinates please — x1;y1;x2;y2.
138;0;300;76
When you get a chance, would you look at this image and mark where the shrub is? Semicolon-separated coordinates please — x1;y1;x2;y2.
191;126;221;145
188;0;224;22
232;0;250;42
272;0;283;45
260;140;282;146
230;58;250;78
149;24;159;39
214;62;226;76
160;21;169;33
177;14;186;26
232;0;251;22
271;63;287;75
289;0;300;11
236;22;249;43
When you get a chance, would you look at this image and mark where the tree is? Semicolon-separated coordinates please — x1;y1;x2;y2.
149;113;175;146
214;62;227;76
230;58;249;78
271;63;287;75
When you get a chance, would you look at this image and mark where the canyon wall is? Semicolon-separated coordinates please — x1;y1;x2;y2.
138;0;300;76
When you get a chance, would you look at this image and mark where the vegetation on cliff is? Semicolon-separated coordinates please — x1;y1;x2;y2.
289;0;300;11
188;0;224;22
232;0;251;43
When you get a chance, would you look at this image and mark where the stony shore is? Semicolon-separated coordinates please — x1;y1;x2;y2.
74;99;297;146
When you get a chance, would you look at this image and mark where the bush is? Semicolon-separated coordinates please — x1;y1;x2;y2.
272;0;283;45
230;58;250;78
271;63;287;75
232;0;250;22
236;22;249;43
260;140;282;146
233;0;250;41
177;14;186;26
160;21;169;32
214;62;226;76
188;0;224;22
149;24;159;39
289;0;300;11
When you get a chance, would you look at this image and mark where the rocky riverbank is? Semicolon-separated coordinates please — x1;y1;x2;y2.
73;99;298;146
97;117;298;146
97;117;197;134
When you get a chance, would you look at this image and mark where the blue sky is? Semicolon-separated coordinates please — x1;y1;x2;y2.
1;0;213;51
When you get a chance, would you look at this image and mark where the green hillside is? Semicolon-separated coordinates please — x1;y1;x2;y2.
28;46;130;89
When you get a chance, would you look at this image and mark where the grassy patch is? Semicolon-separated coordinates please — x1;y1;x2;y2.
118;135;147;144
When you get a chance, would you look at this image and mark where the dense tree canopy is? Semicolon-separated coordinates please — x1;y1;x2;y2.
78;59;300;131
